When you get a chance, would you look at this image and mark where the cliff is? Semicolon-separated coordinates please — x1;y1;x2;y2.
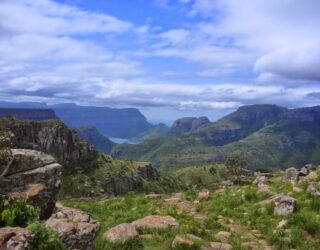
0;117;97;168
53;104;153;138
0;108;57;121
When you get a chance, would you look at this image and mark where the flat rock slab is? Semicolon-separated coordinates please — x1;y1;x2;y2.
104;223;138;244
132;215;179;230
0;227;33;250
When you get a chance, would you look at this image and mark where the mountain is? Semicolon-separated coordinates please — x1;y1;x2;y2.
0;102;153;138
0;108;57;121
53;104;153;138
112;104;320;170
75;125;116;153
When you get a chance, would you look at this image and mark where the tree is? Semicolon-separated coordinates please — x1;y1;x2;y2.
225;154;248;185
0;130;14;178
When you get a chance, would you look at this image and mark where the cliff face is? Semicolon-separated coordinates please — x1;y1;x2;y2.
53;104;153;138
0;117;97;167
0;108;57;121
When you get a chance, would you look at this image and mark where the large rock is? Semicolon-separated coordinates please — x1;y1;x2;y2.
283;168;299;183
0;227;34;250
274;195;297;215
0;149;62;219
104;223;138;244
132;215;179;230
46;204;99;250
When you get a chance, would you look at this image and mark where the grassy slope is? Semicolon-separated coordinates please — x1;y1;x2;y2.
62;171;320;250
113;121;320;171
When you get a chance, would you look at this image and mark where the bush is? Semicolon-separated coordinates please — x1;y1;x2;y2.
0;196;39;227
28;221;66;250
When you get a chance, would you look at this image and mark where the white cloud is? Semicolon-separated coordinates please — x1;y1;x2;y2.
184;0;320;82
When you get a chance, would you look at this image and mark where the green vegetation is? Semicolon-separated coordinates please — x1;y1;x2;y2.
62;173;320;250
27;221;66;250
0;195;65;249
60;153;148;197
0;196;39;227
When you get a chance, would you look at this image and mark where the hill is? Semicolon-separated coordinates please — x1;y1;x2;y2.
112;105;320;170
76;125;116;153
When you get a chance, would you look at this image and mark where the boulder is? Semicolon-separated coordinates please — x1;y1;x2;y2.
46;204;99;250
104;223;138;244
304;171;319;182
283;168;299;183
0;227;34;250
299;166;310;176
202;242;233;250
132;215;179;230
274;195;297;215
172;234;202;248
0;149;62;219
215;231;231;243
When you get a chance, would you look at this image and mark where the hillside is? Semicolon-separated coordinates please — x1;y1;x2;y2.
112;105;320;170
62;166;320;250
76;125;116;153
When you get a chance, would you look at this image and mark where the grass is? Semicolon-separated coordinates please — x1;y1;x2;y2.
61;171;320;250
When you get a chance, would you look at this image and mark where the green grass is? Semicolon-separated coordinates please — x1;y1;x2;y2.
61;173;320;250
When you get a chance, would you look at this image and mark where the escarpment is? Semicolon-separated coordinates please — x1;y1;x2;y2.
0;117;98;167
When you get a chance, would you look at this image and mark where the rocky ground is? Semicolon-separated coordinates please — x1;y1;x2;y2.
62;163;320;250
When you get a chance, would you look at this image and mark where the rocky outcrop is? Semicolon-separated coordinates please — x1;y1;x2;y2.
102;164;160;196
274;195;297;215
0;108;57;121
172;117;210;133
0;149;62;219
0;227;33;250
283;164;320;183
0;117;97;167
46;204;100;250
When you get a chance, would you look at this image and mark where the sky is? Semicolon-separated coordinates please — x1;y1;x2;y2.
0;0;320;124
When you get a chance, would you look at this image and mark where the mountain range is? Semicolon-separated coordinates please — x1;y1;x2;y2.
0;101;153;138
112;104;320;170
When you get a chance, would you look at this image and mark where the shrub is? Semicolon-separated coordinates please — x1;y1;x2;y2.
0;196;39;227
28;221;66;250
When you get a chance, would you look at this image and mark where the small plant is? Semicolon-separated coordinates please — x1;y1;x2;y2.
0;196;39;227
28;221;66;250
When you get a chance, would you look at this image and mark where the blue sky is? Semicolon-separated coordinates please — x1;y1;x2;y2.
0;0;320;124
